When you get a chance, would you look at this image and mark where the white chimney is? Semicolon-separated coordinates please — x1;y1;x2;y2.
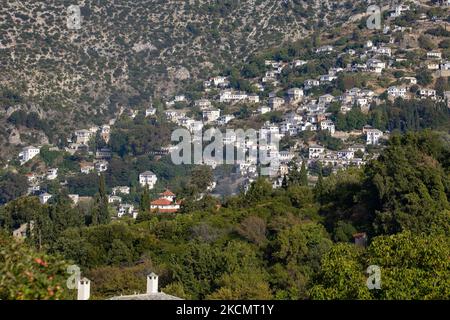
77;277;91;300
146;273;158;294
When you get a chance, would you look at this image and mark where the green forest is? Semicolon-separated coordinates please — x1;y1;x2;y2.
1;131;449;300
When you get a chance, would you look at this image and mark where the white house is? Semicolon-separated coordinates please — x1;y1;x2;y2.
150;190;181;213
248;94;260;104
376;47;392;57
316;45;334;53
304;79;320;89
39;192;52;204
46;168;58;180
211;76;228;87
80;162;95;174
145;108;156;117
174;95;186;102
217;115;235;125
139;171;158;189
112;186;130;195
95;160;108;173
320;74;337;82
258;106;272;114
101;125;111;143
19;146;40;164
108;195;122;204
269;97;285;110
287;88;304;102
203;109;221;123
309;145;325;159
118;204;135;218
401;77;417;85
337;150;355;160
319;94;335;105
427;51;442;59
366;59;386;73
427;63;440;70
387;86;407;98
320;120;336;135
366;128;383;145
194;99;212;109
440;61;450;70
219;90;248;103
419;88;437;97
390;4;409;18
74;130;92;145
293;60;307;67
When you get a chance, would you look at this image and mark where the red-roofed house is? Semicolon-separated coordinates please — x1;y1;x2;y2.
160;189;176;202
151;190;180;213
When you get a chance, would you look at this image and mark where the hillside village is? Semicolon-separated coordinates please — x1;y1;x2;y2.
3;1;450;225
1;1;450;302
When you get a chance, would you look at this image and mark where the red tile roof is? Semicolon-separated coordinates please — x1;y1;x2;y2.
160;189;176;197
151;198;173;206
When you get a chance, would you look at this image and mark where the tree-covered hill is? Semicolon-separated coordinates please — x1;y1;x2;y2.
1;131;449;299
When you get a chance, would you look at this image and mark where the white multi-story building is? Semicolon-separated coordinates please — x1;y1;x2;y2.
387;86;407;98
269;97;285;110
139;171;158;189
287;88;304;102
203;109;221;123
309;145;325;159
376;47;392;57
248;94;260;104
219;90;248;103
19;146;40;164
366;59;386;73
74;130;92;145
366;129;383;145
108;195;122;204
194;99;212;109
320;120;336;135
217;115;235;125
319;94;335;105
427;51;442;59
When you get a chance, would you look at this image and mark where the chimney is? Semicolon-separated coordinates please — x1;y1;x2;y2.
146;273;158;294
77;277;91;300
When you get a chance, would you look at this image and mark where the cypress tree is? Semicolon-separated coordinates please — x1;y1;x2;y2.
300;161;308;186
91;174;110;225
139;187;150;214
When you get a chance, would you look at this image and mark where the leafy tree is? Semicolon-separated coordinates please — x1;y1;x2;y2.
309;243;371;300
0;173;28;205
364;132;450;235
236;216;267;246
0;232;71;300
